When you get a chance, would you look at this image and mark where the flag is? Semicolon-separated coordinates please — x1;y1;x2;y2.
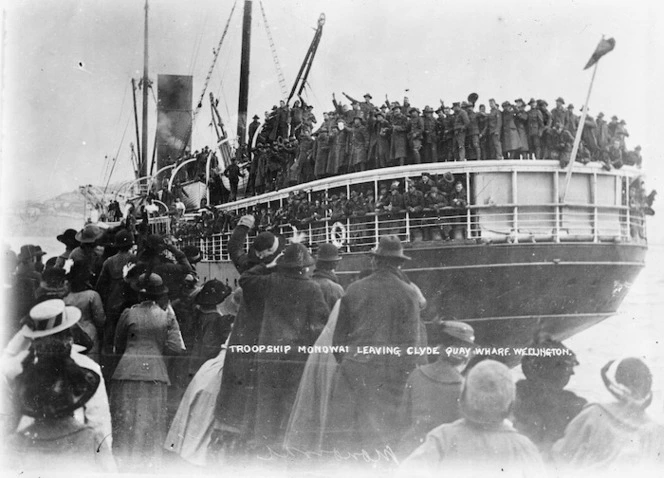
584;37;616;70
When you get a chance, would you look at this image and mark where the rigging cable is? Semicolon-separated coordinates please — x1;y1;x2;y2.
258;0;288;99
103;118;131;194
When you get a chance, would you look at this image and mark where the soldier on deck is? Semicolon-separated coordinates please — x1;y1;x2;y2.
453;102;469;161
407;108;424;164
487;99;503;159
371;110;391;169
464;101;481;161
538;100;553;158
390;106;409;166
596;112;610;150
349;116;369;172
422;106;438;163
405;183;426;241
526;98;544;159
566;104;579;133
615;120;629;150
477;104;489;160
343;92;374;119
551;97;568;133
223;157;245;201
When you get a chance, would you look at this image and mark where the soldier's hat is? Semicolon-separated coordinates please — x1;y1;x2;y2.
619;119;626;125
363;93;372;99
514;98;525;105
443;171;455;183
370;235;411;261
597;112;605;118
408;107;420;114
567;104;575;110
501;101;511;108
435;106;444;114
380;104;388;110
57;229;80;249
375;110;385;118
252;114;260;120
556;97;565;104
528;98;537;105
390;180;400;190
538;99;548;107
452;102;460;108
316;243;342;262
611;115;618;120
353;115;363;122
461;101;471;108
423;105;434;113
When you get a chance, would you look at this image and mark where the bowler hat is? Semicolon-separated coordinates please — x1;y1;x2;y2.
195;279;231;306
460;360;515;424
22;299;82;339
57;229;80;248
277;243;315;269
316;243;342;262
18;244;46;262
75;224;103;244
113;230;135;248
370;235;411;261
17;354;100;420
137;273;168;297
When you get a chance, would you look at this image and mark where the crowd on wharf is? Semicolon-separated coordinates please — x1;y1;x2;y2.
2;216;663;474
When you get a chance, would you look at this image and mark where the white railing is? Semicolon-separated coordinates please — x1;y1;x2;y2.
172;160;646;261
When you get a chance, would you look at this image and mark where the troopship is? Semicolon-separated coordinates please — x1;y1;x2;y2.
99;0;648;352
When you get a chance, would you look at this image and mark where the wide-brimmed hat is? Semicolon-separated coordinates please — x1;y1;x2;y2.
17;353;100;420
528;98;537;105
556;97;565;104
460;360;515;424
137;273;169;297
277;243;315;269
22;299;82;339
442;171;455;184
57;229;80;248
363;93;372;99
370;235;411;261
316;243;342;262
75;224;103;244
18;245;47;262
501;101;511;108
183;245;202;264
252;114;260;120
195;279;231;306
113;230;135;248
601;357;653;409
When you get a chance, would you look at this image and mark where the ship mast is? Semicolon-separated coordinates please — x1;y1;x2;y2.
140;0;150;182
236;0;253;152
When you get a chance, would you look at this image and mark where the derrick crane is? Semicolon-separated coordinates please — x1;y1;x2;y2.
287;13;325;104
258;1;288;99
209;92;234;168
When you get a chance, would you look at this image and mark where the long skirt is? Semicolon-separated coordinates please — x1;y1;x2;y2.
111;379;168;472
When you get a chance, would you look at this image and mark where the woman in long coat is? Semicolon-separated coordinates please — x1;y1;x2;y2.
110;273;185;472
239;243;330;451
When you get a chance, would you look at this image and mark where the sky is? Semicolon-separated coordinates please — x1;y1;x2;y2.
1;0;663;237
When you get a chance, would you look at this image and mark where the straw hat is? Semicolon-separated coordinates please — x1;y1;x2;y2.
22;299;82;339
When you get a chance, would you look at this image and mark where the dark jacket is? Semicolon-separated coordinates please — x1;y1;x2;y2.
240;264;330;448
312;269;344;309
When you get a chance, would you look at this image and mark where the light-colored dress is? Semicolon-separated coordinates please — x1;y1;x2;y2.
111;301;184;472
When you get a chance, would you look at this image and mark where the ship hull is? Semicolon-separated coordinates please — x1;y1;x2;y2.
196;241;646;356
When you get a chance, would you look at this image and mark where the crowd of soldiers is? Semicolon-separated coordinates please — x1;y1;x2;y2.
172;172;469;247
239;92;643;196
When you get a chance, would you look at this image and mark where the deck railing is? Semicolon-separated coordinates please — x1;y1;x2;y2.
166;160;646;261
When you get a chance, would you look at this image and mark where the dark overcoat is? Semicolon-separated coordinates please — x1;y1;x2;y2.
325;267;426;452
240;264;330;449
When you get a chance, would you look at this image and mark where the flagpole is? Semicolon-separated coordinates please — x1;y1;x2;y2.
560;60;599;203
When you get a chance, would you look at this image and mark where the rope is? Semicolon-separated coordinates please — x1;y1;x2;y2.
104;118;131;194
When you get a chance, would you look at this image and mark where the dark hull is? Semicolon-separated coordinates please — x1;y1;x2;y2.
333;241;646;355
